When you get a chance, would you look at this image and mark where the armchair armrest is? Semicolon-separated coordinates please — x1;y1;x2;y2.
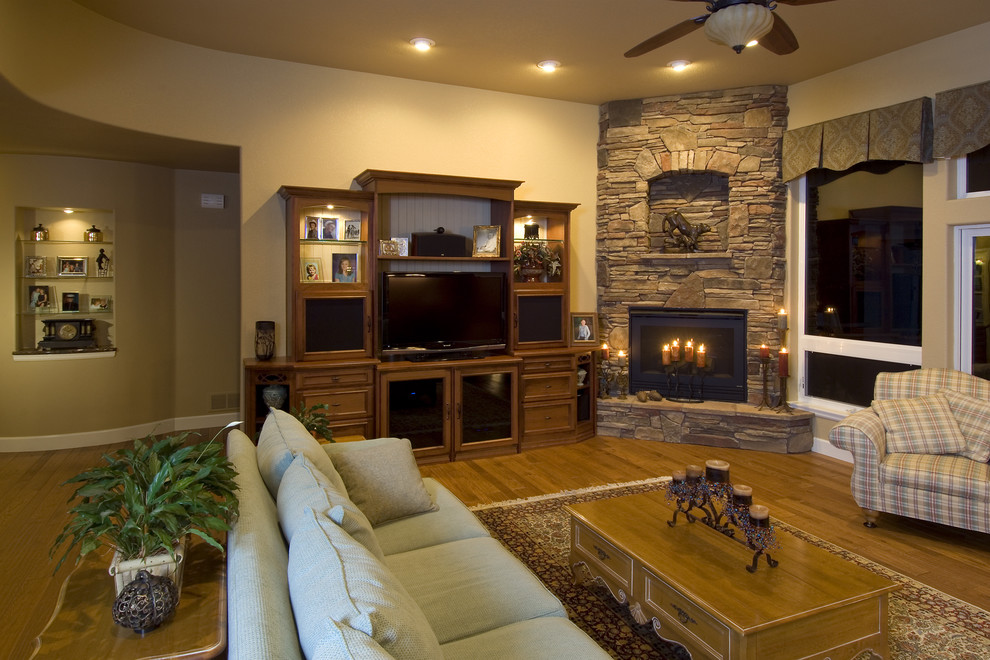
828;408;887;460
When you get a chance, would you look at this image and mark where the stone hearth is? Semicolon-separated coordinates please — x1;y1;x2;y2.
597;398;813;454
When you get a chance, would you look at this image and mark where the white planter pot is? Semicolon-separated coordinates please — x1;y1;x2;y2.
109;536;187;597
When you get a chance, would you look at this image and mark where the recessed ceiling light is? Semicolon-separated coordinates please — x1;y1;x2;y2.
63;208;74;214
667;60;691;71
537;60;560;73
410;37;435;52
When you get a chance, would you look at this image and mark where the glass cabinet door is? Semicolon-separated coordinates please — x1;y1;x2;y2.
458;372;513;445
382;372;450;459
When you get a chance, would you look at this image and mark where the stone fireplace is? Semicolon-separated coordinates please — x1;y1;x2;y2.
594;86;812;452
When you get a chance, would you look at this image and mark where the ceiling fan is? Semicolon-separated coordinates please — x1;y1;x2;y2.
624;0;838;58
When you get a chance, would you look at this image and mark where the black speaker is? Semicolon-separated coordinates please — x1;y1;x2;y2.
411;232;472;257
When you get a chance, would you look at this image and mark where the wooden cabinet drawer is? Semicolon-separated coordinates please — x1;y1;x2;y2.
522;355;574;374
641;567;729;658
301;388;373;418
573;521;633;595
522;374;573;400
296;367;373;390
523;401;574;433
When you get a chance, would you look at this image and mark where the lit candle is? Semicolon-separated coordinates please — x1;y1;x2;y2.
662;344;671;365
760;344;770;360
684;340;694;362
778;347;789;378
601;342;610;361
705;459;730;483
749;504;770;527
618;350;627;367
696;344;706;368
671;339;680;361
778;308;788;331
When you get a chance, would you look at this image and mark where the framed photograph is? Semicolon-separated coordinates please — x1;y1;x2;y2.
391;237;409;256
27;285;55;312
379;239;402;256
301;257;324;282
570;312;598;345
89;296;113;312
321;217;338;241
25;256;48;277
61;291;80;312
58;256;87;277
342;219;362;241
332;253;358;283
473;225;501;257
304;216;321;239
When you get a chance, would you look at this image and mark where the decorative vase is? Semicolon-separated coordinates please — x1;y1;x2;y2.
255;321;275;360
519;265;545;282
112;570;179;633
30;224;48;241
262;384;288;411
84;224;103;242
109;536;187;598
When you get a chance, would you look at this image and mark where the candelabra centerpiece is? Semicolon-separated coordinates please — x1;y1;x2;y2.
663;459;780;572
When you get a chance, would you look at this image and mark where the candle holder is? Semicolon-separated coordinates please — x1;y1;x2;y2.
756;356;773;410
664;361;710;403
775;376;794;414
663;464;780;573
598;361;616;399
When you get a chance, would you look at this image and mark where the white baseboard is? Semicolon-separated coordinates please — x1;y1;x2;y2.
0;413;242;452
812;436;853;463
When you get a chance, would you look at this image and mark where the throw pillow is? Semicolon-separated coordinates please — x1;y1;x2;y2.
277;455;384;559
256;409;347;498
939;388;990;462
288;507;442;660
872;393;968;455
324;437;437;526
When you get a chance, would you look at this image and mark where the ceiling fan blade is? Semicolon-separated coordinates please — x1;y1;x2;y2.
624;16;708;58
759;13;799;55
775;0;838;5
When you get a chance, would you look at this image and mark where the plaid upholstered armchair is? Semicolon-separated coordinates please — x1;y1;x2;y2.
828;368;990;533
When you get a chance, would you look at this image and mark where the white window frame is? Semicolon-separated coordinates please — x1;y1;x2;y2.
954;223;990;372
794;177;922;418
955;156;990;199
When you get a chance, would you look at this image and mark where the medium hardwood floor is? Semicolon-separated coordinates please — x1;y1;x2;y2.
1;435;987;659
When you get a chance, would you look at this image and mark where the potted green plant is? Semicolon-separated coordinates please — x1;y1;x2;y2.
513;240;562;282
290;402;335;442
50;422;241;596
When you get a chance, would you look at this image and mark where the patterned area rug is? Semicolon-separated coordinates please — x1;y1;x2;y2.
471;478;990;660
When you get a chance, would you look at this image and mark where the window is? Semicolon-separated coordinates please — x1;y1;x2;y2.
955;225;990;381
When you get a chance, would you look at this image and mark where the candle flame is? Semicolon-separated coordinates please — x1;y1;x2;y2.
780;347;788;354
698;344;705;352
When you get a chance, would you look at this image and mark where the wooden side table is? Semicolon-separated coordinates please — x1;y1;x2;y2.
32;536;226;659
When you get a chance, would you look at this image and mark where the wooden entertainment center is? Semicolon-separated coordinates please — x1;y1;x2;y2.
244;170;593;464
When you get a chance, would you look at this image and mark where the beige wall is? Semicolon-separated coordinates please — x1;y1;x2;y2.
0;0;598;447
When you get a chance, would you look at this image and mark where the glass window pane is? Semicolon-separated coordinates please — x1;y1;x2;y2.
966;143;990;194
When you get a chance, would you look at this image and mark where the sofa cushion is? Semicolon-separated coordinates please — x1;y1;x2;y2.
872;394;968;455
324;437;437;526
385;536;567;645
225;429;304;660
288;507;443;660
374;478;490;555
257;409;347;498
940;388;990;462
310;619;393;660
880;453;990;502
277;455;383;559
440;617;612;659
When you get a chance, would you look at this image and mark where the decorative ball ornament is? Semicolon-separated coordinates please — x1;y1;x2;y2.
112;569;179;633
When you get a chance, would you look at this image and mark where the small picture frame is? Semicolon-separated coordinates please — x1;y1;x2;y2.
58;256;87;277
473;225;501;257
25;256;48;277
570;312;598;345
321;217;338;241
304;216;321;240
343;220;362;241
332;253;358;283
27;285;54;312
391;237;409;256
379;239;402;256
89;296;113;312
301;258;324;282
61;291;80;312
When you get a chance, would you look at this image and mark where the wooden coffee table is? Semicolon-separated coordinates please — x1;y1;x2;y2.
566;491;899;660
31;536;226;660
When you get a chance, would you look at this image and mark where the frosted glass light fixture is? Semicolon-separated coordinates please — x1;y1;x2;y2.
704;2;774;53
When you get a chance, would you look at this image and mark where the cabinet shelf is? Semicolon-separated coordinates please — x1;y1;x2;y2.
377;255;509;263
18;240;113;246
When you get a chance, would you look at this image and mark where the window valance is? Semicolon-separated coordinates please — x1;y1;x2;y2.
782;98;933;182
934;81;990;159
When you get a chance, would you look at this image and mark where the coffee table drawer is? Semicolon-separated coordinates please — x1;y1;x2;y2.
642;567;730;658
573;522;634;595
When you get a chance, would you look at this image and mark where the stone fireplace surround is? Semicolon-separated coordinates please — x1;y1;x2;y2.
595;85;812;451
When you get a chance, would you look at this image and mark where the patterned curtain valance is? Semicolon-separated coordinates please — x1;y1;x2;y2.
934;81;990;159
782;97;933;182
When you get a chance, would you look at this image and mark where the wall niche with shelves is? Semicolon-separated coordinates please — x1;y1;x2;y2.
14;206;116;357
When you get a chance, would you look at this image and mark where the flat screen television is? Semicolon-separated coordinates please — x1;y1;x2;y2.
380;272;507;359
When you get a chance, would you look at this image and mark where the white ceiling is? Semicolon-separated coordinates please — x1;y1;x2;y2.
4;0;990;171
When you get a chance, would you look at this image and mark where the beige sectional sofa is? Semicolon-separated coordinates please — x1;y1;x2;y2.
829;368;990;533
225;409;610;659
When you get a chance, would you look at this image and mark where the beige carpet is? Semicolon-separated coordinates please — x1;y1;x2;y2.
471;478;990;660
